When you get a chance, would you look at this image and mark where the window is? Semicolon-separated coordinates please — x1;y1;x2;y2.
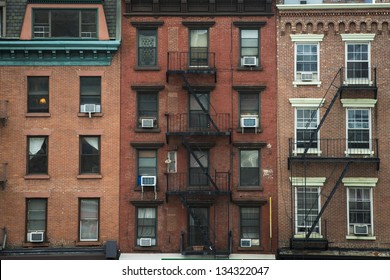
137;29;157;67
346;43;370;83
348;188;373;236
137;92;158;128
27;136;48;175
26;198;47;242
295;43;319;82
347;109;370;152
295;187;320;235
137;150;157;181
137;207;157;246
189;150;209;186
28;77;49;113
295;108;319;151
80;136;100;174
240;29;259;67
240;150;259;187
80;77;101;113
240;93;259;128
189;92;209;129
188;207;209;246
79;198;99;241
240;207;260;246
189;29;208;66
33;9;97;38
167;151;177;173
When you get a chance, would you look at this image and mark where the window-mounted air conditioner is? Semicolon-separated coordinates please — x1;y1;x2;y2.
139;238;152;247
81;104;99;113
240;239;252;248
242;56;257;67
141;118;155;128
241;116;259;128
300;72;314;81
140;176;156;187
28;231;44;243
353;224;369;235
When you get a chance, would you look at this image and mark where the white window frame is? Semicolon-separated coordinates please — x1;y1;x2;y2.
79;198;99;242
341;99;377;156
289;98;324;156
343;177;377;240
290;177;326;238
294;107;320;155
290;34;324;87
341;34;375;86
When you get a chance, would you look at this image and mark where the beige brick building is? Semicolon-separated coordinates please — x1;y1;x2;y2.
277;1;390;259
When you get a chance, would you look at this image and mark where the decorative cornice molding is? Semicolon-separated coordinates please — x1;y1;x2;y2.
290;34;324;42
342;177;378;187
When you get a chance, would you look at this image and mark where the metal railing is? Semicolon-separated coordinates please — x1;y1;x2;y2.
341;67;376;87
289;138;379;159
166;171;230;194
166;113;230;134
167;51;216;72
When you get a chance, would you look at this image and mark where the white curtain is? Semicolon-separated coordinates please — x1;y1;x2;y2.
29;138;45;155
138;208;156;237
84;137;99;150
190;30;208;47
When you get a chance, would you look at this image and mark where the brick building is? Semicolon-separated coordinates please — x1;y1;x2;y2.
277;1;390;259
0;0;121;259
119;0;278;258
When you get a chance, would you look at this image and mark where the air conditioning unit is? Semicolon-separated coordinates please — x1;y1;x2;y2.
240;239;252;248
81;104;97;113
139;238;152;247
300;72;314;81
242;56;257;67
140;176;156;187
241;116;259;128
141;118;155;128
27;231;44;243
353;224;369;235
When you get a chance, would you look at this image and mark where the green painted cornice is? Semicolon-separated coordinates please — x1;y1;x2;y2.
28;0;103;3
0;40;120;66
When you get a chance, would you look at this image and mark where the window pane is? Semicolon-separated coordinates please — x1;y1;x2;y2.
138;29;157;67
296;187;320;234
51;10;79;37
138;150;157;176
138;93;158;120
80;199;99;241
240;93;259;115
27;199;47;233
28;137;48;174
240;150;259;186
240;207;260;239
80;77;101;109
28;77;49;113
80;137;100;174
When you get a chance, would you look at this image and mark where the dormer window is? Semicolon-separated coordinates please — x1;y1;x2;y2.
33;9;97;39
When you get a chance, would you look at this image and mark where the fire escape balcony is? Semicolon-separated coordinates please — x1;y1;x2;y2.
165;171;231;197
288;138;380;169
166;51;217;82
340;67;377;99
166;113;231;138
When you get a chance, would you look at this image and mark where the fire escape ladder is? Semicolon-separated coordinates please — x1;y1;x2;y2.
181;196;215;252
303;68;343;156
181;75;220;132
305;161;352;239
182;139;219;191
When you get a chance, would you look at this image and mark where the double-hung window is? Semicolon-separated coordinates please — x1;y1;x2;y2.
295;108;319;152
28;77;49;113
137;92;158;129
347;109;370;153
137;207;157;246
188;207;209;246
80;77;101;113
240;150;260;187
240;207;260;247
239;93;260;129
189;29;209;67
348;188;373;236
291;35;323;85
80;136;100;174
137;29;157;67
137;150;157;184
189;92;209;129
27;136;48;175
189;150;209;187
26;198;47;242
79;198;99;241
295;187;320;235
32;9;97;38
240;29;259;67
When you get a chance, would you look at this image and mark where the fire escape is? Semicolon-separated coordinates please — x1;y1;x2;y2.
288;67;379;250
0;100;8;189
165;51;232;256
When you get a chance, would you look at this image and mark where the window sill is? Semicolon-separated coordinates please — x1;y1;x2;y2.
24;174;50;180
25;113;51;117
23;242;50;248
346;235;376;240
293;81;322;87
77;174;102;179
134;128;161;133
237;186;263;191
134;66;161;71
237;66;263;71
75;241;102;247
134;246;161;252
78;113;104;117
